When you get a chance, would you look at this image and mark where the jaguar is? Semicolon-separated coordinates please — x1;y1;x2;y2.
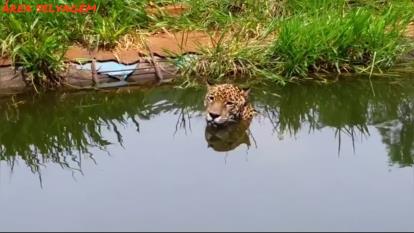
204;83;255;126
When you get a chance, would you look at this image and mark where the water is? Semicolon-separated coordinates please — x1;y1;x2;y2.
1;79;414;231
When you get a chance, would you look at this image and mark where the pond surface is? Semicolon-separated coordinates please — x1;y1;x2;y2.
1;78;414;231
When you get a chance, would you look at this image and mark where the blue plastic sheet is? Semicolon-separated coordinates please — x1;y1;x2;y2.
76;61;138;80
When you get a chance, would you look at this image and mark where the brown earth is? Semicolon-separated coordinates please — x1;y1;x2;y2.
406;22;414;38
0;57;12;67
0;30;216;66
146;3;188;17
64;31;217;64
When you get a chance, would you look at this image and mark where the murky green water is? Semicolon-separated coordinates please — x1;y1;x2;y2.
1;78;414;231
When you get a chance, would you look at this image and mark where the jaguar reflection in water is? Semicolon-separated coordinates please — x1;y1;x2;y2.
205;121;252;152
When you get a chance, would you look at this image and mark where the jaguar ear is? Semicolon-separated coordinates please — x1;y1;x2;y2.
241;87;251;100
206;79;214;89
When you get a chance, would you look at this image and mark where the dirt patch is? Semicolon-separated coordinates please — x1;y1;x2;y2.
0;57;12;67
145;31;217;56
64;31;216;64
64;46;142;64
146;3;188;17
406;22;414;38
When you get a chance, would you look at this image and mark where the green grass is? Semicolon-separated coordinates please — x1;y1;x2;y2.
0;0;150;88
175;0;414;83
0;0;413;89
268;5;413;78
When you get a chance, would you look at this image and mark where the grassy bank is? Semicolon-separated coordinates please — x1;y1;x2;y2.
176;0;414;84
0;0;414;89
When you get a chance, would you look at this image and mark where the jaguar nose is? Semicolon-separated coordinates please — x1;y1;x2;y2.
209;112;220;120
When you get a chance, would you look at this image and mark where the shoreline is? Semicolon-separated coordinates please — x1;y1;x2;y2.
1;1;414;93
0;56;179;95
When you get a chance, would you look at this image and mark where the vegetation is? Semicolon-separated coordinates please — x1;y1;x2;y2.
0;0;413;88
0;0;149;89
177;0;414;83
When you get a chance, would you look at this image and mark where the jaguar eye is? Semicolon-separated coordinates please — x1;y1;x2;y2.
226;101;234;106
208;96;214;101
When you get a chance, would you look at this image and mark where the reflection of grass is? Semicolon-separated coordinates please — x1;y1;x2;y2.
254;79;414;166
376;98;414;167
1;79;414;171
0;86;204;172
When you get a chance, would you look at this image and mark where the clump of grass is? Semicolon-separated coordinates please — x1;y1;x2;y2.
81;0;148;49
268;5;413;78
92;13;130;49
13;28;67;89
1;35;16;59
149;0;289;34
51;0;149;49
0;0;150;88
175;0;414;84
3;14;68;88
176;29;283;87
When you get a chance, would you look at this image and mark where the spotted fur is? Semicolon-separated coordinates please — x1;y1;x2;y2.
205;83;256;125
